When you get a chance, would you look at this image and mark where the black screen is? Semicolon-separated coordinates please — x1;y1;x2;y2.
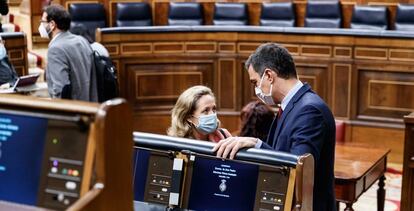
0;112;47;205
133;148;150;201
188;156;259;211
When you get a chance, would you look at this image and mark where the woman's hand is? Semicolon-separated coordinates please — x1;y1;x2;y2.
208;128;232;142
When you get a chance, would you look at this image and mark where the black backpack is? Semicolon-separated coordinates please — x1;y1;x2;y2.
93;51;119;102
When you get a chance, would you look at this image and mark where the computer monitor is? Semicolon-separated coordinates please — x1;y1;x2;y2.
187;156;259;211
0;110;89;209
133;132;314;211
0;112;47;205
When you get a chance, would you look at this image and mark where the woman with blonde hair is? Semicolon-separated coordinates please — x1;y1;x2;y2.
168;85;231;142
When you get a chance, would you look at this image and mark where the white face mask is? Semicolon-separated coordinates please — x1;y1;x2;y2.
255;72;276;105
38;23;51;39
0;44;7;60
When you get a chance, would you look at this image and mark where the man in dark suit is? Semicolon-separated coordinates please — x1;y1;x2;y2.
213;43;336;211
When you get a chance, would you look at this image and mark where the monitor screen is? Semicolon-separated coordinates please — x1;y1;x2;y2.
133;148;150;201
188;156;259;211
0;112;47;205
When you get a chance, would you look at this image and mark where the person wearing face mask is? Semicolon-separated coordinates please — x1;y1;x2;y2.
0;36;18;86
0;0;9;33
167;85;232;142
213;43;336;211
40;5;97;101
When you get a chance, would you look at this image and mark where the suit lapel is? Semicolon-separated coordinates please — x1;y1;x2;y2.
273;84;312;148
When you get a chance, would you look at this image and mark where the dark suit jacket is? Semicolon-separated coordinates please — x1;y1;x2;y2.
261;83;336;211
0;56;18;85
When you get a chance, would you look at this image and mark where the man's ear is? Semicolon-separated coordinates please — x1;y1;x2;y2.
264;68;275;83
49;20;56;30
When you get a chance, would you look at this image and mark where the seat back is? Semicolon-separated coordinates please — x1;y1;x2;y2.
395;4;414;31
351;6;388;30
260;2;295;27
116;2;152;27
69;3;106;40
335;120;345;143
213;3;248;26
305;1;342;28
168;2;203;26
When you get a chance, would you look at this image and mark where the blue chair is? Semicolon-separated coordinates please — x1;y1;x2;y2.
350;6;388;30
260;2;295;27
213;3;248;26
305;1;342;28
116;2;152;27
168;2;203;26
395;4;414;31
69;3;106;40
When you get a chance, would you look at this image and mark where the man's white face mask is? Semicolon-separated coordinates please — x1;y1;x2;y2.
38;22;51;39
255;72;276;106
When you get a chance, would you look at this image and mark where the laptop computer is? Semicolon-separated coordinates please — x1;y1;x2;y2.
0;73;40;93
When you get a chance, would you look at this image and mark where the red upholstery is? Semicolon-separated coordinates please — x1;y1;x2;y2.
335;120;345;143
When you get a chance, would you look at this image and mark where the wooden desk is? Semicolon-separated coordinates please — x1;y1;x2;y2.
335;144;390;211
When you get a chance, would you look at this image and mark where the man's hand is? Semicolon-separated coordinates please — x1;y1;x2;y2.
212;137;258;160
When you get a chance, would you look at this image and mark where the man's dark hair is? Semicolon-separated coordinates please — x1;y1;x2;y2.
44;5;71;31
245;43;297;79
70;25;93;44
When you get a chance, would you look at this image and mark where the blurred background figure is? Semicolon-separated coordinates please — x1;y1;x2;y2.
70;25;109;57
0;36;18;86
168;85;231;142
239;100;275;142
0;0;9;32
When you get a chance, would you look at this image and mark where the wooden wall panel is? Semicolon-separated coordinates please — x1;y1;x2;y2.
296;63;329;103
358;69;414;121
332;64;352;118
218;59;236;110
348;124;404;163
123;60;215;111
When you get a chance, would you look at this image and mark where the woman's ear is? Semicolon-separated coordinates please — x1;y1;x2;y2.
186;119;193;126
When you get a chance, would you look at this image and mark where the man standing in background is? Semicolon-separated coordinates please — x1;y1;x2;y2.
39;5;97;101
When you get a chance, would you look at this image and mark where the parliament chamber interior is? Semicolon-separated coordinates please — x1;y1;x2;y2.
1;0;414;210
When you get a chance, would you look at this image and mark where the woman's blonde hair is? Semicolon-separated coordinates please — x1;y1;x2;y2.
167;85;215;138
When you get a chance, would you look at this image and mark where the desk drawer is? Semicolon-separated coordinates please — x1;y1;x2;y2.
365;159;386;189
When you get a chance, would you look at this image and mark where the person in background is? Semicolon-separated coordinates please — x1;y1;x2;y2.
0;0;9;32
239;100;274;142
70;25;109;58
39;5;97;101
168;85;232;142
213;43;336;211
0;36;18;86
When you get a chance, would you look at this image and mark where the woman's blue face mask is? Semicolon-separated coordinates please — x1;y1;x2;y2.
193;113;218;135
0;44;7;60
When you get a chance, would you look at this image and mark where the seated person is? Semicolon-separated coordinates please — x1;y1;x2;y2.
70;25;109;58
167;85;231;142
0;36;18;86
239;100;275;142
